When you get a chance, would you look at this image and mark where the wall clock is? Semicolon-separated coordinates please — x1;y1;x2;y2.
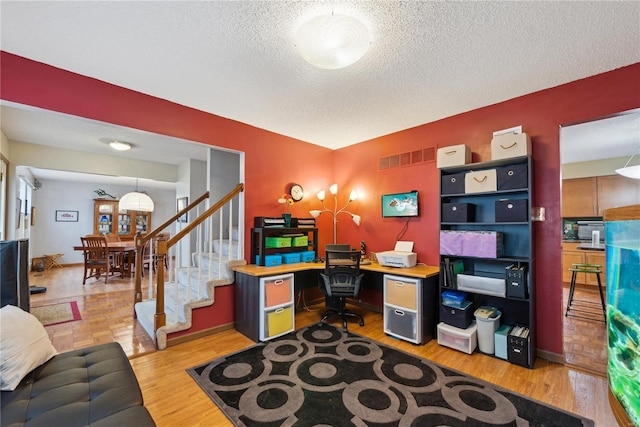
289;184;304;201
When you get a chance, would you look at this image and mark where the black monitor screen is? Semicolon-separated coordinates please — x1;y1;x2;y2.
381;191;419;218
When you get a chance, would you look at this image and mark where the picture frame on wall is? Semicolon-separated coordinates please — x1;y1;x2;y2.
31;206;36;226
56;210;79;222
177;197;188;223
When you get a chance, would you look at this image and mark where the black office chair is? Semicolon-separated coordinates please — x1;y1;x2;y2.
318;249;365;332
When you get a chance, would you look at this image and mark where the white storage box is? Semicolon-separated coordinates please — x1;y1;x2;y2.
465;169;497;193
457;273;506;297
437;322;477;354
491;133;531;160
437;144;471;169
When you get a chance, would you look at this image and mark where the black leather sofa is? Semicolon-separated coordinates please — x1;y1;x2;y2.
1;342;155;427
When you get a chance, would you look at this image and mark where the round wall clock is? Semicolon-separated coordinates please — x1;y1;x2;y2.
289;184;304;201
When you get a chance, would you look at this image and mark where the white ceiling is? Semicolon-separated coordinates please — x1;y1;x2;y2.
1;1;639;184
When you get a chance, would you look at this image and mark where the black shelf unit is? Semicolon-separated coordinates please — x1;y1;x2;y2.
251;227;318;266
439;155;535;368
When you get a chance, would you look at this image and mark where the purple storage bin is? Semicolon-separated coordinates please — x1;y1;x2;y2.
440;231;463;255
461;231;504;258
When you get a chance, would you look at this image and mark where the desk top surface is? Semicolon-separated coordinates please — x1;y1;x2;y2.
232;261;439;279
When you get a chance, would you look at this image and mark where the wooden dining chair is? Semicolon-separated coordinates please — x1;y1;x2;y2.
80;235;111;284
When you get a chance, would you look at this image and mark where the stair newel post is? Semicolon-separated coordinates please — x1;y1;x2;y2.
154;235;167;335
133;232;144;317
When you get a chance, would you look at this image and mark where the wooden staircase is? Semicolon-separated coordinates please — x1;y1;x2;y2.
133;184;245;349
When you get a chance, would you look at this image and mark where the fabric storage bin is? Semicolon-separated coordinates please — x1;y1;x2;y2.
508;329;530;367
442;203;475;222
264;276;293;308
265;306;293;338
506;265;528;299
299;250;315;262
281;252;301;264
491;133;531;160
292;235;308;246
441;172;466;195
384;306;418;342
460;231;504;258
495;325;511;360
440;300;474;329
437;144;471;169
265;237;291;248
495;199;528;222
465;169;497;193
440;231;463;256
497;163;528;190
256;254;282;266
437;322;477;354
457;273;506;297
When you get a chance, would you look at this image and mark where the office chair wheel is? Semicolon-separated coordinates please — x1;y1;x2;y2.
359;320;364;326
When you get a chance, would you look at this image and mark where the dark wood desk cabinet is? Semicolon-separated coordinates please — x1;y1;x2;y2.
232;263;439;344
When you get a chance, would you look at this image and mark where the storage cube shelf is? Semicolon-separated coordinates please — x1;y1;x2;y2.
439;156;535;368
251;226;318;266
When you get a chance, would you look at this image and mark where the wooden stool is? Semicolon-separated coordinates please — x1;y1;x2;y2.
565;263;606;322
44;253;64;269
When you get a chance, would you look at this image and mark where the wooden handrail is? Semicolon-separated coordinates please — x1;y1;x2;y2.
132;183;244;347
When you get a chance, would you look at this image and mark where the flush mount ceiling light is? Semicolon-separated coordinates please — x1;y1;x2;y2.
109;140;132;151
295;13;371;70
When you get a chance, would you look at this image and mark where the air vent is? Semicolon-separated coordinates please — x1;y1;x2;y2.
379;146;436;170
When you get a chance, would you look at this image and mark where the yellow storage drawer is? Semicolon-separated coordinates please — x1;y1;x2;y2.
264;275;293;308
264;305;293;339
383;274;420;310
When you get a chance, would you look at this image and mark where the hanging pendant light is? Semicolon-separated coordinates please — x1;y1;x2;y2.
119;179;154;212
615;145;640;179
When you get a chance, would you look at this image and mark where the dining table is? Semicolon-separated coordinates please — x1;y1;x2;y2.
74;240;138;279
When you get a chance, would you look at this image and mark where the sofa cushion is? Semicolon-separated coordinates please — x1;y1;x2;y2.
1;342;155;426
0;305;57;391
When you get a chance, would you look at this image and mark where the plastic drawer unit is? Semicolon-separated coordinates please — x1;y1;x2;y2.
383;274;423;344
259;273;294;341
437;322;478;354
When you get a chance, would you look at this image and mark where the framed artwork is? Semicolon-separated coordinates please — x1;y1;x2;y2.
31;206;36;226
56;210;79;222
177;197;188;223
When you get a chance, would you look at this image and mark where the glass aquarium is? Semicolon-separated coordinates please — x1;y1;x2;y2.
605;211;640;427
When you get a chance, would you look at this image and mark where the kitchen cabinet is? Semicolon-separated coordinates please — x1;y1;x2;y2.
94;199;151;239
562;175;638;218
596;175;638;215
561;242;606;287
562;178;597;217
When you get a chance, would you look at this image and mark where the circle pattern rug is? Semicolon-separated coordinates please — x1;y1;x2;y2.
187;323;594;426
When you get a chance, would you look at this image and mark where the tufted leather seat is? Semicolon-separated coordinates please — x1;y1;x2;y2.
1;342;155;427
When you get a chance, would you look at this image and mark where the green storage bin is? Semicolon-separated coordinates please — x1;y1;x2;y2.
292;236;308;247
265;237;291;248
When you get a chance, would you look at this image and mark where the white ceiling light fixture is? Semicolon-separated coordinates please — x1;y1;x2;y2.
109;140;132;151
295;13;371;70
119;179;154;212
615;145;640;179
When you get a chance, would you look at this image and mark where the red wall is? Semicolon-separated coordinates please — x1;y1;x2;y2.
334;63;640;354
3;51;639;355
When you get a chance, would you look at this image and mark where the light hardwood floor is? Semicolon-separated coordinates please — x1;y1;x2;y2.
29;266;616;426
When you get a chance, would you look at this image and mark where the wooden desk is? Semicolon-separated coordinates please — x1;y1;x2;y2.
232;262;440;343
232;261;439;279
73;241;137;278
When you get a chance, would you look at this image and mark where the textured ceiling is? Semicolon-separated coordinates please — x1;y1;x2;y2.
2;1;639;151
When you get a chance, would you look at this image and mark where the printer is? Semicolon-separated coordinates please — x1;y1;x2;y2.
376;241;417;268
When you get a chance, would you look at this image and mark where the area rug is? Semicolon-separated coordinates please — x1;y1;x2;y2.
31;301;81;326
188;323;594;427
